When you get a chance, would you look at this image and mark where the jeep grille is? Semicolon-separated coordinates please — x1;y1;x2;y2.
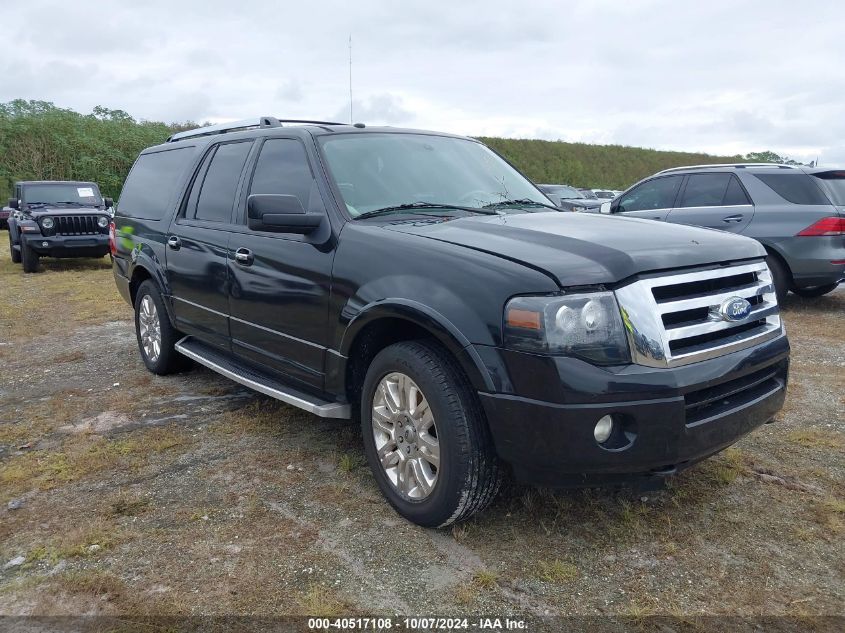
614;261;782;368
55;215;100;235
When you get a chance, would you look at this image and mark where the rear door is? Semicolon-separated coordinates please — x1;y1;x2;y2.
613;175;683;221
166;140;253;350
667;173;754;233
226;137;335;390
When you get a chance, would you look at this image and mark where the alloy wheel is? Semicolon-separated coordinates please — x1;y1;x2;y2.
371;372;440;499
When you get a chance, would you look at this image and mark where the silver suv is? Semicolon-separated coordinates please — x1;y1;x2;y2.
603;163;845;302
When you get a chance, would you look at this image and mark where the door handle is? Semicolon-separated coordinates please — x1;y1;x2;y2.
167;235;181;250
722;214;744;223
234;247;254;266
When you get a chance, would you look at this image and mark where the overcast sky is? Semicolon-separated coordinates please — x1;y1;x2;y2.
3;0;843;164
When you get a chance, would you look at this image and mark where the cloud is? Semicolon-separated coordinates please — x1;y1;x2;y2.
334;93;415;125
1;0;842;165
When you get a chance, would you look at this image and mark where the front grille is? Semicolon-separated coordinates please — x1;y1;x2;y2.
615;261;782;368
684;362;786;426
55;215;99;235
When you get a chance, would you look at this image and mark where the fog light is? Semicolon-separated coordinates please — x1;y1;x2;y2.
42;241;49;248
594;415;614;443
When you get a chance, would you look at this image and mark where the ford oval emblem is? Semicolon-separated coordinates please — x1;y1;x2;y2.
719;296;752;321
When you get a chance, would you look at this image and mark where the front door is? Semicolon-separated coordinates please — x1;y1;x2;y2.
166;140;254;350
613;175;684;222
666;173;755;233
227;137;335;390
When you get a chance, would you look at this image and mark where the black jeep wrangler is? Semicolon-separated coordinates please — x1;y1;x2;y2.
113;117;789;527
7;180;113;272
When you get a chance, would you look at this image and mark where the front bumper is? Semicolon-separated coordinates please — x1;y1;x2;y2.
22;233;109;258
477;333;789;487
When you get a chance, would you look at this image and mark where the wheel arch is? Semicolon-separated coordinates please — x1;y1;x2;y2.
128;258;176;327
338;301;495;411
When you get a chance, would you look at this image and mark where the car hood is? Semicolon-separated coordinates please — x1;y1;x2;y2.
28;206;104;216
383;212;765;287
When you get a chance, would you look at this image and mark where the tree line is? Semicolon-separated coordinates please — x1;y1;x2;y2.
0;99;804;201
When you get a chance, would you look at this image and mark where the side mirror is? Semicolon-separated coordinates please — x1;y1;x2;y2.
8;198;19;210
247;194;322;234
104;197;114;208
600;202;611;214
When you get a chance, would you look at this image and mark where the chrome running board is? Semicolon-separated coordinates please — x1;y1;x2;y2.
175;336;350;419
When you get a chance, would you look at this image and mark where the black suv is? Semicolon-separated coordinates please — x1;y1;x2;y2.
113;118;789;527
8;180;114;272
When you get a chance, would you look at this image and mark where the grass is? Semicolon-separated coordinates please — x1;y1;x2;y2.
786;428;844;450
300;584;348;617
472;569;499;589
537;559;578;584
24;518;124;568
0;247;126;343
0;427;189;501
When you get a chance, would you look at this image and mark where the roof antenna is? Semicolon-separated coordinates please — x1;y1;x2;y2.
348;35;353;124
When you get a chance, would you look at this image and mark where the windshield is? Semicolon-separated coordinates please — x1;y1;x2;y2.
319;133;550;217
23;183;102;207
812;171;845;206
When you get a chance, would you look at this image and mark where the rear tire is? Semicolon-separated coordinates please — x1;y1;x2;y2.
20;240;39;273
9;232;21;264
360;340;503;528
766;255;789;305
134;280;191;375
792;283;839;298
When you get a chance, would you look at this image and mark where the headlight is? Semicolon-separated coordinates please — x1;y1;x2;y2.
97;216;109;228
571;206;584;212
504;292;630;364
41;216;54;230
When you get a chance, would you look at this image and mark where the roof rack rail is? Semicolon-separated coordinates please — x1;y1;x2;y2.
657;163;797;175
166;117;345;142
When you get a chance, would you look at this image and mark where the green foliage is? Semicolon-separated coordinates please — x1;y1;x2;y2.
479;136;750;190
0;99;194;200
0;100;806;200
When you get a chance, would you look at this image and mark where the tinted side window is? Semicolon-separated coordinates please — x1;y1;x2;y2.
754;174;829;205
183;148;216;220
679;174;731;207
249;139;313;209
118;147;196;220
618;176;682;212
723;176;751;205
195;141;252;223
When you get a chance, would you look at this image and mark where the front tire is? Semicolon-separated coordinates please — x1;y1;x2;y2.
134;280;191;375
361;340;503;528
20;240;39;273
9;232;21;264
792;283;838;298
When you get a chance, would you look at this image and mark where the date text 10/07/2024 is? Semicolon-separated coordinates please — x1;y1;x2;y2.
307;617;528;630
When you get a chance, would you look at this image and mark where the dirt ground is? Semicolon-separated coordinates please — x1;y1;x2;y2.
0;247;843;625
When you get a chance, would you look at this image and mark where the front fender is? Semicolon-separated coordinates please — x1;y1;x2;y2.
339;298;496;392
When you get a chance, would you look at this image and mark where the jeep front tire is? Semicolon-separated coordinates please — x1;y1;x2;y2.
20;239;39;273
360;340;503;527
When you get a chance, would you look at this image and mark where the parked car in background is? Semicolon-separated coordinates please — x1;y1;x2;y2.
593;189;617;200
578;188;599;200
537;184;603;212
113;117;788;527
602;163;845;301
7;180;114;272
0;206;10;230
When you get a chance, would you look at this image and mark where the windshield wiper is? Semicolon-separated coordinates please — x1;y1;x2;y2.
355;202;499;220
482;198;560;211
